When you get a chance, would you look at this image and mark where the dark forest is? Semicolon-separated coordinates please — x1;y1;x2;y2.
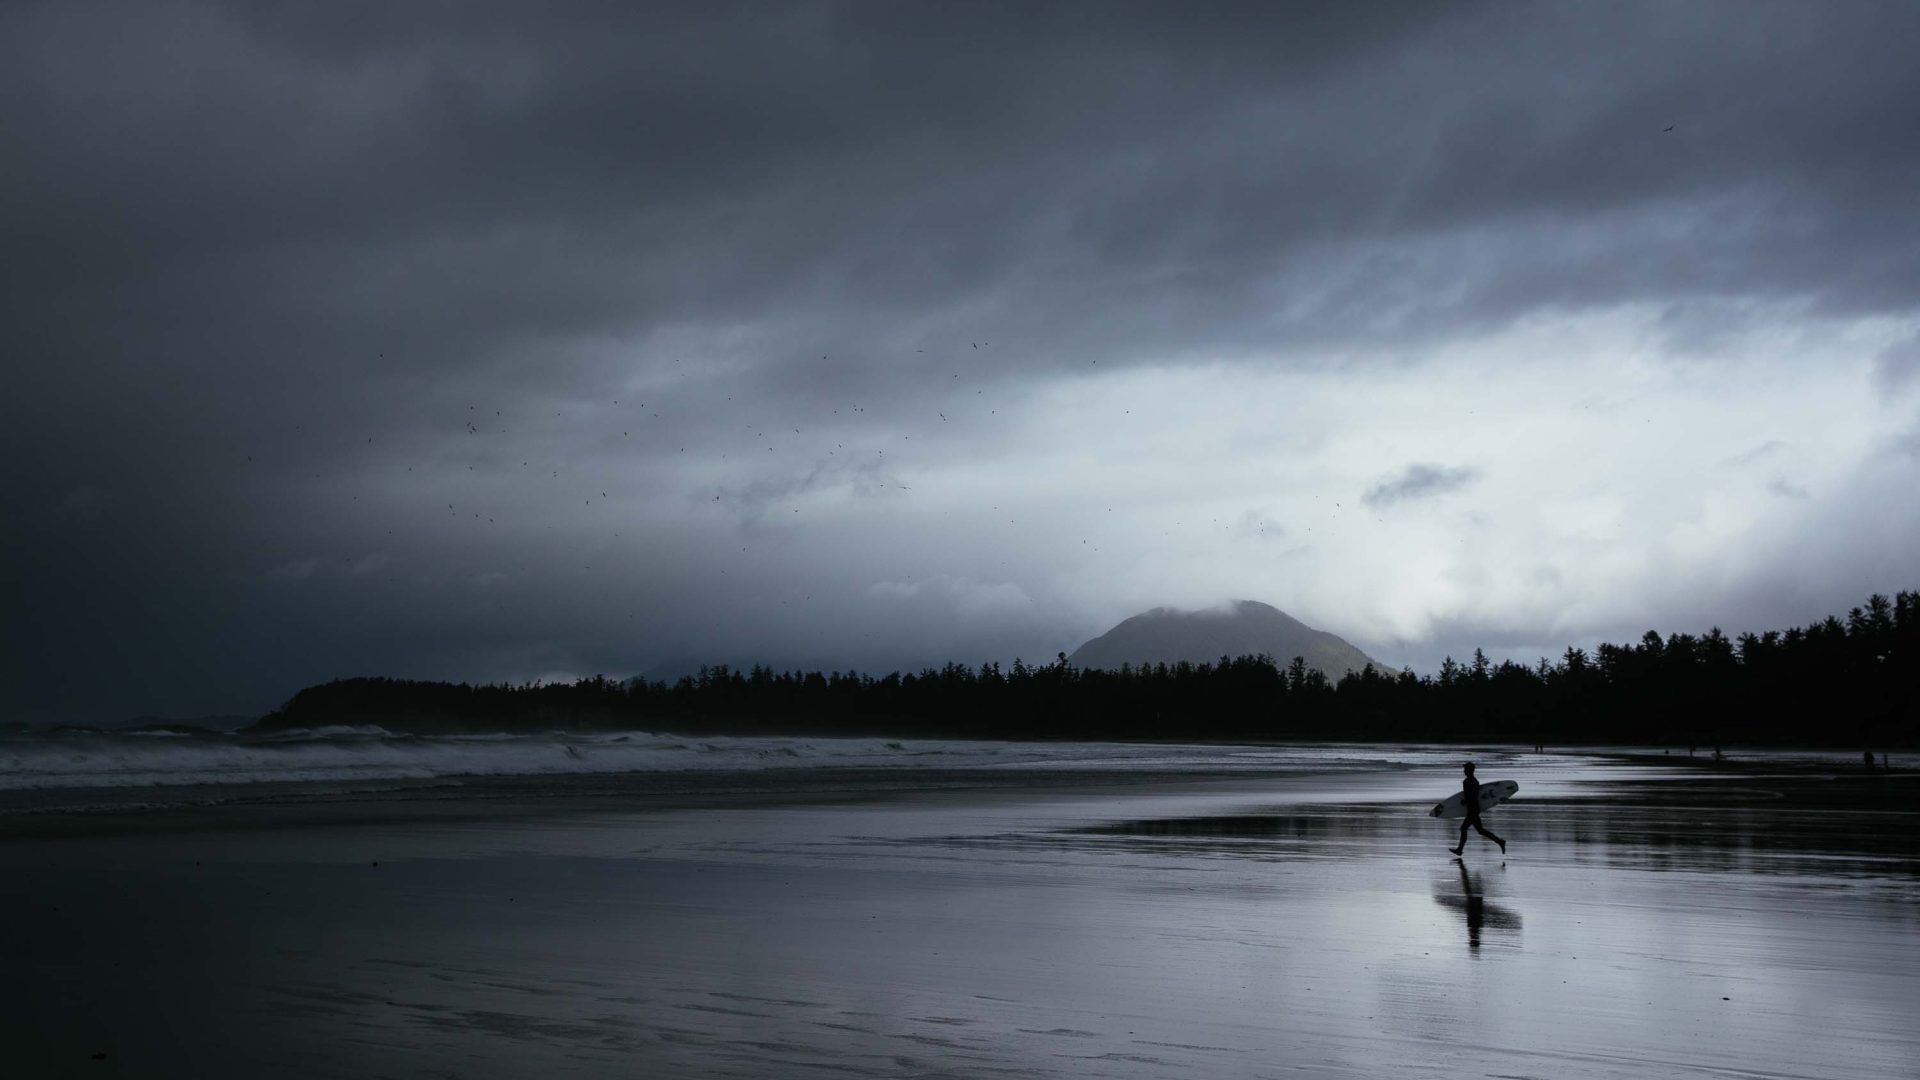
256;591;1919;748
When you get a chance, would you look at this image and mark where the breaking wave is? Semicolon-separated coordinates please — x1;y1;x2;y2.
0;727;1464;792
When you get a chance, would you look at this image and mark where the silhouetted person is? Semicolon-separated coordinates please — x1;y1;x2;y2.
1865;749;1877;770
1450;762;1505;855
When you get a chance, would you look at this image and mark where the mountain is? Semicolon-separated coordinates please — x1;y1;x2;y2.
1068;600;1388;680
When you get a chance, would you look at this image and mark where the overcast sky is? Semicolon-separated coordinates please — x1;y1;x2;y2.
6;1;1919;723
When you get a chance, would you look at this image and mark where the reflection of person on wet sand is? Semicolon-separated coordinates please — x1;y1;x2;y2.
1457;860;1486;948
1435;860;1522;949
1449;762;1506;856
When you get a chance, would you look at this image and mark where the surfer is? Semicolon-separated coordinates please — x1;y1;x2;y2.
1449;762;1506;856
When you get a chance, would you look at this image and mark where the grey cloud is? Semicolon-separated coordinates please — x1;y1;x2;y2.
1874;334;1920;397
1766;478;1810;500
1723;440;1787;468
10;2;1920;398
1232;510;1288;541
710;457;904;524
264;558;321;583
6;1;1920;722
1362;465;1481;508
54;485;107;519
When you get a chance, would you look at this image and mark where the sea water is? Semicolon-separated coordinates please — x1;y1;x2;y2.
0;726;1514;793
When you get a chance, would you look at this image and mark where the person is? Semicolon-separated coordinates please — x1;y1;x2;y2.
1450;761;1506;856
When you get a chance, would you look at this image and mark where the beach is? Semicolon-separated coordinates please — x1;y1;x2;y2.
3;747;1916;1078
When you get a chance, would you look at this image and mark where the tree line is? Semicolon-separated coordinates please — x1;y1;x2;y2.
255;590;1919;747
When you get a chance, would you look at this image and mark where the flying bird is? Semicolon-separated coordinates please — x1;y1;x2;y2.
1663;125;1674;132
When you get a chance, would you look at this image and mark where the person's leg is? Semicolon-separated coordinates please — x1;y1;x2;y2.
1472;818;1506;853
1451;819;1468;854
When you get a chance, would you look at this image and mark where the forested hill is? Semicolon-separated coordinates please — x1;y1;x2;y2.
1069;600;1384;680
252;590;1920;747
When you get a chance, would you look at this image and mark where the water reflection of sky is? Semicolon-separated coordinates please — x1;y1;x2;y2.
1041;770;1920;882
6;756;1917;1079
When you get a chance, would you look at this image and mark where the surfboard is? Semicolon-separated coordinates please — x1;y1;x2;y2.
1429;779;1518;819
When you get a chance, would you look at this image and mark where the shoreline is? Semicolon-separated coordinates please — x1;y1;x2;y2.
6;751;1917;1078
0;764;1424;839
6;745;1912;840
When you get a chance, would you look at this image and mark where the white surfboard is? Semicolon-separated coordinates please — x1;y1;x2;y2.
1429;779;1518;819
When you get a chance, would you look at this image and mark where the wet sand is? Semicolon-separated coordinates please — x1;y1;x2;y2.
3;755;1917;1078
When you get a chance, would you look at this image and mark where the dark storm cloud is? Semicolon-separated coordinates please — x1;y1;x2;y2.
9;1;1920;389
1362;465;1481;509
6;0;1920;721
711;457;903;525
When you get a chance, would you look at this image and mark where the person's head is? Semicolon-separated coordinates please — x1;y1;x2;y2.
1463;762;1476;775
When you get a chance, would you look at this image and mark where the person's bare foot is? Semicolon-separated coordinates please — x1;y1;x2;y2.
1496;838;1507;854
1448;846;1462;855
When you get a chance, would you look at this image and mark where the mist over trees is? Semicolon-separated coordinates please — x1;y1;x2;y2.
257;592;1919;747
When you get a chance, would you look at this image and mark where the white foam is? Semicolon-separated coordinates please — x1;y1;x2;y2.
0;729;1461;792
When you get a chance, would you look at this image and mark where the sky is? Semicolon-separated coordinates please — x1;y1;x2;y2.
5;1;1920;723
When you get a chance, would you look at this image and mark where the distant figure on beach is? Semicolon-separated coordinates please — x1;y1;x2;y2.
1449;762;1506;856
1865;749;1877;770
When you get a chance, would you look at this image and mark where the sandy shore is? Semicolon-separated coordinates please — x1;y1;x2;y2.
3;753;1916;1078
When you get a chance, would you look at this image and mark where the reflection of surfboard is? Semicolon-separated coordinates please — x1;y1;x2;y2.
1430;779;1518;819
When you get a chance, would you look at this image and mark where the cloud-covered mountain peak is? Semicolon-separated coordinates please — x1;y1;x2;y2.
1069;600;1387;679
